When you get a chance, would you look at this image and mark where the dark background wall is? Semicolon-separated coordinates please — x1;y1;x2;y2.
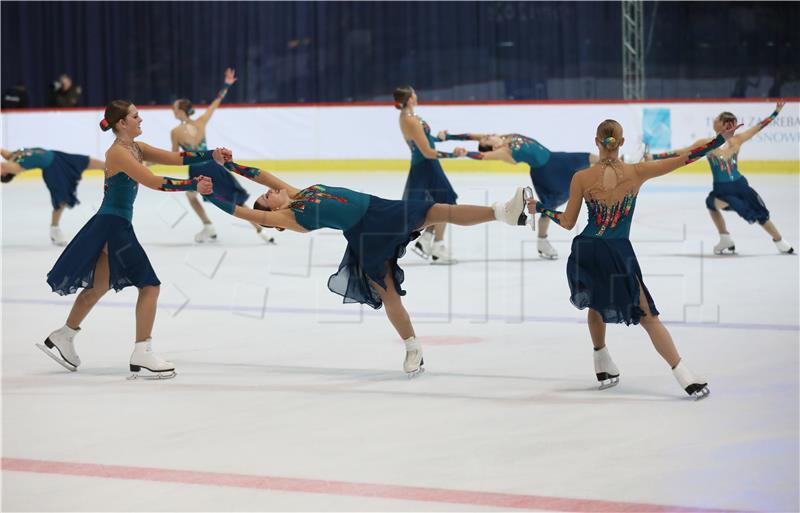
2;1;798;107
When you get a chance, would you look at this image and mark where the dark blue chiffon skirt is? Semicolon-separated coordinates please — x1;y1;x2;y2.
47;214;161;296
42;151;89;210
402;159;458;205
189;161;250;206
566;235;659;325
531;152;590;209
327;197;435;309
705;176;769;225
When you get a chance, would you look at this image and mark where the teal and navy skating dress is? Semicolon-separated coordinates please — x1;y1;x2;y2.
181;138;249;206
704;147;769;225
566;167;658;325
14;147;89;209
291;185;434;309
401;116;458;205
47;142;160;296
507;134;590;210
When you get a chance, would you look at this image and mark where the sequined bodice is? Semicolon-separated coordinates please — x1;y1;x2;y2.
290;185;371;231
706;147;742;183
405;115;438;165
14;147;54;169
506;134;551;168
97;141;142;221
579;160;639;239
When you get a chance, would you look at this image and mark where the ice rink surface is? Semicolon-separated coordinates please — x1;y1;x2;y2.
2;170;798;512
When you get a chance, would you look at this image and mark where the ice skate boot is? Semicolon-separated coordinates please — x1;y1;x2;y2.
256;228;276;244
774;239;794;254
412;231;434;260
36;325;81;371
537;236;558;260
403;337;424;377
430;240;457;265
713;233;735;255
593;346;619;390
128;339;176;380
672;361;709;400
50;226;67;246
493;187;529;226
194;223;218;243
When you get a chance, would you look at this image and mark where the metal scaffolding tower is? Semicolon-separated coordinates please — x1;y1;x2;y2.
622;0;645;99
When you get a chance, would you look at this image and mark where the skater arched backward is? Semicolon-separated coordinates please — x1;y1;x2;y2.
647;100;793;254
395;85;467;265
41;100;228;379
527;119;741;398
170;68;274;244
1;147;105;245
201;158;527;375
433;129;600;259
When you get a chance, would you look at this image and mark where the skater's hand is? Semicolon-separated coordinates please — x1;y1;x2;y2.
775;99;785;113
224;68;237;86
436;130;448;141
196;176;213;195
212;147;232;165
454;147;468;157
526;196;540;213
719;123;744;141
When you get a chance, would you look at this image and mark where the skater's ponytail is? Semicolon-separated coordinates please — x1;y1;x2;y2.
596;119;622;151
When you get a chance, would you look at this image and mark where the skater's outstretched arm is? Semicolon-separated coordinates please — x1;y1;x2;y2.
731;99;784;145
530;174;584;230
434;130;486;142
401;117;462;159
196;68;237;127
200;191;308;232
107;145;217;192
223;161;300;196
636;124;741;181
137;141;230;166
463;147;515;164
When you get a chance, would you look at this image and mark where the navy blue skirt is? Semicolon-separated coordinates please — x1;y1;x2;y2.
47;214;161;296
327;197;435;309
402;159;458;205
42;151;89;210
566;235;659;325
189;161;250;206
531;152;590;209
705;176;769;225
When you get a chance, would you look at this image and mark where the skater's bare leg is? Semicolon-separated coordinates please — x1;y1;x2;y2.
87;158;105;170
135;285;160;342
538;215;551;238
66;248;111;329
709;199;729;235
369;264;415;340
423;204;494;227
761;220;782;241
186;191;212;225
588;309;606;350
51;205;65;227
637;281;680;368
433;222;446;242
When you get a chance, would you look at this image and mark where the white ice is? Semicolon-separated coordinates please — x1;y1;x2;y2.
2;170;798;512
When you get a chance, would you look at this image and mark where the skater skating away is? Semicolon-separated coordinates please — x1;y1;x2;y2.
528;119;741;399
171;67;274;244
202;159;528;376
